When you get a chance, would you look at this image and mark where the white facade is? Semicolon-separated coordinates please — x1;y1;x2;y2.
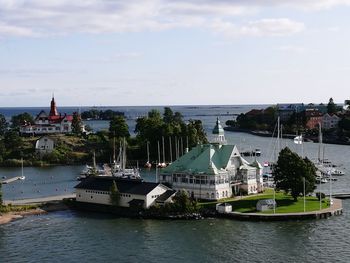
322;113;340;130
76;184;171;209
35;136;55;153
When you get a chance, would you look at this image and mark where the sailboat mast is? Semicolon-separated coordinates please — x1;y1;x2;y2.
162;136;165;164
21;158;24;177
169;137;173;163
147;141;150;163
318;122;322;162
276;116;280;161
123;138;126;171
157;141;161;164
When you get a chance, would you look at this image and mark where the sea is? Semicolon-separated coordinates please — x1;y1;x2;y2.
1;105;350;263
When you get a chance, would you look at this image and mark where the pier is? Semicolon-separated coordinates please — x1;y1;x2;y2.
3;194;75;205
1;176;23;184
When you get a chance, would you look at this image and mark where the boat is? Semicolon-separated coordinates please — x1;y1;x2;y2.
144;141;152;168
316;177;328;184
112;138;141;179
314;123;345;177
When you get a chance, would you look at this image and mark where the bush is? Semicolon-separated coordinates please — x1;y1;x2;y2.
316;192;326;201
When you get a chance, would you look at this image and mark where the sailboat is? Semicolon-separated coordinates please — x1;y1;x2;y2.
314;123;345;176
112;138;141;179
18;158;25;180
144;141;152;168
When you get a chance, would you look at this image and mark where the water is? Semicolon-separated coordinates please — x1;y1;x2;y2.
0;201;349;263
1;104;350;262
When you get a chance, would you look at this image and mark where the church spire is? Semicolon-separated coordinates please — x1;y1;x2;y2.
49;94;58;116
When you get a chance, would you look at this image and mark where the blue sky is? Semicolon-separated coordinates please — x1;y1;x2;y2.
0;0;349;107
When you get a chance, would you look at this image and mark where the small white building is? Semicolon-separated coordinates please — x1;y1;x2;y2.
216;203;232;213
75;176;176;209
256;199;276;212
35;136;55;154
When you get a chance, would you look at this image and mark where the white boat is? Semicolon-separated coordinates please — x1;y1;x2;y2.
144;141;152;168
112;138;141;179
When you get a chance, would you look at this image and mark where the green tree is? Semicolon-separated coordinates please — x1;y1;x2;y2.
172;190;198;213
110;180;120;206
109;116;130;139
327;97;337;114
273;147;316;201
0;114;8;136
71;112;83;134
4;130;23;150
11;112;34;128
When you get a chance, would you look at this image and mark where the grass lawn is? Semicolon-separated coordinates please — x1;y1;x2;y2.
199;189;329;214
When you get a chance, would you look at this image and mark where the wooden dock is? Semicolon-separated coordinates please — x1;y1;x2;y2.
0;176;23;184
3;194;75;205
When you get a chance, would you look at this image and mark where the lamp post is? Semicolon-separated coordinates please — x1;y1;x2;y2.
273;184;276;214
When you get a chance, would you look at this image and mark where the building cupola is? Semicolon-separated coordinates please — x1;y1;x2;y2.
211;117;226;144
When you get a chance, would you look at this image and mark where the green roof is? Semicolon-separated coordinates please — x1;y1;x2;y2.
162;143;241;175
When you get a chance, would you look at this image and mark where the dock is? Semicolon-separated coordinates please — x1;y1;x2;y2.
327;193;350;199
1;176;23;184
3;194;75;205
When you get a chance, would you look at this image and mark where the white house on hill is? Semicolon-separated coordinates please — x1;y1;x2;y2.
35;136;55;154
75;176;176;209
160;118;263;200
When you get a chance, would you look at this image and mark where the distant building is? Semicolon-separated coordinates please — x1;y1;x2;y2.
305;109;323;130
159;118;263;200
75;176;176;209
20;96;75;135
35;136;55;154
322;113;340;130
277;104;304;122
344;100;350;111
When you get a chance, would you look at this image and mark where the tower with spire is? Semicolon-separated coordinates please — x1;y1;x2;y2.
211;117;226;144
49;94;59;116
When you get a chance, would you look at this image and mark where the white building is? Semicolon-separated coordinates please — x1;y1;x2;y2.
35;136;55;154
322;113;340;130
159;118;263;200
75;176;176;209
20;96;75;135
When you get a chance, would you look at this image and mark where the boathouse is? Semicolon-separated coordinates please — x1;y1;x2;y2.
75;176;176;209
159;118;263;200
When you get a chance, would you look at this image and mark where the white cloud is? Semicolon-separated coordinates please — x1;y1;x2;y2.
0;22;36;37
211;18;305;38
278;45;306;53
0;0;343;39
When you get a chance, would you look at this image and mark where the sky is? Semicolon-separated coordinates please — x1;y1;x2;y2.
0;0;350;107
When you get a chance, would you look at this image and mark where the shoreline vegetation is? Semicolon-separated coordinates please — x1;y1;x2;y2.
0;107;207;167
225;98;350;146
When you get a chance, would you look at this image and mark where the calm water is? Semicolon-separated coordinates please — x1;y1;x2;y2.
1;105;350;262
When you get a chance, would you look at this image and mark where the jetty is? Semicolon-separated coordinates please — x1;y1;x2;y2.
3;194;75;205
1;176;24;184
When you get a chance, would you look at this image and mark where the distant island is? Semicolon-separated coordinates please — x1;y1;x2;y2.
225;98;350;145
